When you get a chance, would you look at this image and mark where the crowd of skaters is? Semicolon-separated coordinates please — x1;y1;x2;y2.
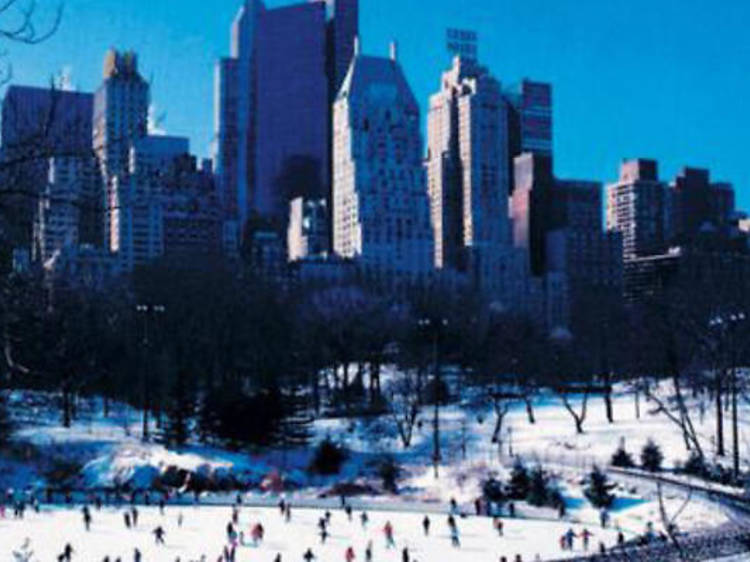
3;487;640;562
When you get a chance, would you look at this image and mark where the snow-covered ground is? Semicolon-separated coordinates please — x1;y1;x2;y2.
0;379;743;558
3;504;628;562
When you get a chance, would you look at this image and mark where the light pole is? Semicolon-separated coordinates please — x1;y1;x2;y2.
419;316;448;479
709;311;746;480
136;304;165;442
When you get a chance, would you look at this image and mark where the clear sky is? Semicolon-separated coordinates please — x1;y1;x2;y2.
5;0;749;210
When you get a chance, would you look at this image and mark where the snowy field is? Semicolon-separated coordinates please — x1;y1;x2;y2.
2;504;629;562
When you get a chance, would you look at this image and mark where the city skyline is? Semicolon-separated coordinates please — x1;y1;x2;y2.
2;0;748;211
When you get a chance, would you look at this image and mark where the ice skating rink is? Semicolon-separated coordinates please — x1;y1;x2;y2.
1;504;627;561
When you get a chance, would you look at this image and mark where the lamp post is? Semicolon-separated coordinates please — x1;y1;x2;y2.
419;316;448;479
136;304;165;442
709;311;746;479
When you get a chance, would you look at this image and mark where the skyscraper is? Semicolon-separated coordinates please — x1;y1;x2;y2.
93;49;150;261
669;167;734;244
93;50;149;180
606;159;669;259
254;2;328;222
505;80;553;193
1;86;94;246
214;0;359;238
425;55;512;295
332;44;433;276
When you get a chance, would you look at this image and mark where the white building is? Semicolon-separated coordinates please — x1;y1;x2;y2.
426;55;521;304
288;197;329;262
33;155;101;263
333;42;434;278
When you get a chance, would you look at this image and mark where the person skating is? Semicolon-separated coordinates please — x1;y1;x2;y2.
303;548;315;562
131;506;139;527
564;528;576;550
319;525;329;544
599;508;609;529
251;522;265;546
449;498;458;515
153;525;167;545
278;499;286;516
178;512;184;527
345;546;356;562
82;505;92;531
345;504;353;522
232;507;239;525
474;498;482;516
402;547;410;562
159;498;166;516
134;548;142;562
124;511;131;529
58;543;74;562
383;521;396;549
325;510;332;525
365;541;373;562
285;503;292;523
360;511;369;529
274;555;282;562
493;517;503;537
450;524;461;547
422;515;430;536
581;528;593;551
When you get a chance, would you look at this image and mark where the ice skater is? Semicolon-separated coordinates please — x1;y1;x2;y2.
345;546;356;562
383;521;396;549
303;548;315;562
422;515;430;536
360;511;369;529
153;525;167;545
82;506;92;531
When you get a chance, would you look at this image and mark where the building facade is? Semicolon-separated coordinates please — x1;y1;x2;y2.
426;55;517;299
214;0;359;238
332;46;434;277
606;159;669;259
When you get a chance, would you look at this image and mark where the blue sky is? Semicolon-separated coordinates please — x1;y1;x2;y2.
5;0;750;209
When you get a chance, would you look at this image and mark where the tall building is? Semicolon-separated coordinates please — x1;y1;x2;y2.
505;80;553;193
511;153;622;305
669;166;734;244
33;154;101;263
288;197;329;262
93;50;150;256
93;50;149;180
425;55;512;296
606;159;669;259
254;2;329;222
214;0;359;236
332;44;433;276
1;86;94;246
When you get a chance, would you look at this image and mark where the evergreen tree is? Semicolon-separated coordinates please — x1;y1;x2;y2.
611;445;635;468
508;457;530;499
161;372;193;448
0;391;13;447
584;466;616;508
641;439;664;472
526;466;550;507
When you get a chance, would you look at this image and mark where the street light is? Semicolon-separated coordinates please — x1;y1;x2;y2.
709;310;746;480
136;304;165;442
419;316;448;479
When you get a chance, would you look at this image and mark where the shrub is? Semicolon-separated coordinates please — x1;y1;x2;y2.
309;437;349;475
508;457;530;499
482;477;506;504
526;466;550;507
373;455;402;492
641;439;663;473
584;466;616;508
681;452;708;478
611;445;635;468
